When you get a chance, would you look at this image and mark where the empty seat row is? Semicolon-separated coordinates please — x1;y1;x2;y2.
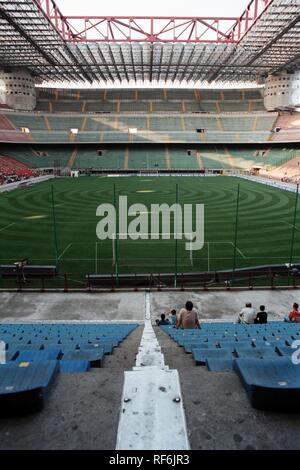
160;322;300;411
0;323;138;415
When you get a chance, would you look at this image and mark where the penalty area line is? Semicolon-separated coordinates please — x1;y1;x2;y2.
58;243;72;260
229;242;246;259
0;222;15;232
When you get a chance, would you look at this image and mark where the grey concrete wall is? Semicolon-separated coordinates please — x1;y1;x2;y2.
151;289;299;322
0;292;145;322
0;289;297;323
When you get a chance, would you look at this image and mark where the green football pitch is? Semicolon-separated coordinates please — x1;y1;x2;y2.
0;176;299;285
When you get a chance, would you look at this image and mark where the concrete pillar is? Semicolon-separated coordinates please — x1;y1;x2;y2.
264;70;300;111
0;69;36;111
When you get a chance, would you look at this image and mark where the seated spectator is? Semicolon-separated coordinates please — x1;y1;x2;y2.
254;305;268;324
236;302;256;324
285;302;300;323
158;314;170;326
176;301;200;329
169;309;177;326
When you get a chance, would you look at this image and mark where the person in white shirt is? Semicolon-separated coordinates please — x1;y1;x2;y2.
236;302;256;324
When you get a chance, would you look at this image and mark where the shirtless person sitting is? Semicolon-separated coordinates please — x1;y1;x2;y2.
176;301;200;329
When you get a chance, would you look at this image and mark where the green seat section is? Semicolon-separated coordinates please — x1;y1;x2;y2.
74;148;125;169
152;102;182;112
47;116;83;131
52;101;82;113
184;116;219;131
256;115;277;130
127;148;166;169
35;101;50;112
106;90;136;100
150;116;183;131
120;102;149;112
167;90;195;100
170;149;199;169
7;114;47;130
219;102;249;112
85;102;117;112
137;90;164;100
223;90;243;100
244;90;263;100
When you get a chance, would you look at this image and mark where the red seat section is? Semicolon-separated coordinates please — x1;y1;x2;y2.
0;155;33;178
0;114;31;142
0;114;15;130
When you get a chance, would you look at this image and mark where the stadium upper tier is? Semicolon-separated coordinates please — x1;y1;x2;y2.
35;88;264;113
0;113;277;144
0;88;298;144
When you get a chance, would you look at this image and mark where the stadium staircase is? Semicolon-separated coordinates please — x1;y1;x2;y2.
67;148;78;169
271;114;300;142
262;152;300;181
161;321;300;411
0;323;138;415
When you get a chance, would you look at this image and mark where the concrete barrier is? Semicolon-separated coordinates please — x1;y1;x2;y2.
0;175;54;193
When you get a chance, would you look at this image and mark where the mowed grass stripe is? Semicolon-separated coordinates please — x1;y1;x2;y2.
0;176;298;280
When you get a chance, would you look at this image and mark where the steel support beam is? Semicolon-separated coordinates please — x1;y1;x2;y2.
27;0;272;44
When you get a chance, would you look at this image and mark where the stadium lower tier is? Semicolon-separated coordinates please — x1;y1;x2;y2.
0;145;298;172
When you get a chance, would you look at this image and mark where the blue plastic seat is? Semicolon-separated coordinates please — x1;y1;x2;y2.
17;349;62;362
252;339;288;348
79;341;113;354
235;347;278;359
192;348;232;365
183;342;218;353
206;358;234;371
234;357;300;410
276;346;295;357
7;342;43;351
0;360;59;415
62;349;104;367
218;341;238;352
59;360;90;373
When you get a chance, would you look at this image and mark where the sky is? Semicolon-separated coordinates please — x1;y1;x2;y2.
55;0;251;17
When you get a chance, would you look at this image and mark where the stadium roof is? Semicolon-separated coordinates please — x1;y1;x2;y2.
0;0;299;84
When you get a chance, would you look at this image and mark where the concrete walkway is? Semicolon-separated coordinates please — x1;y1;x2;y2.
0;289;297;322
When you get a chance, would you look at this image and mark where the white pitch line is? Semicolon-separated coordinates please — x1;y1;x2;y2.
229;241;246;259
0;222;15;233
280;221;300;232
58;243;72;260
